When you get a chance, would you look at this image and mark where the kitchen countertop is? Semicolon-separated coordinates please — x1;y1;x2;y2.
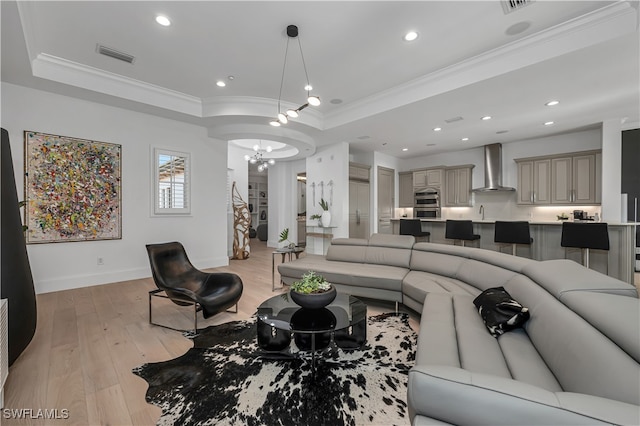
391;218;639;226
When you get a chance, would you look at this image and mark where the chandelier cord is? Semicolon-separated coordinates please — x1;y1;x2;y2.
296;37;311;96
277;37;291;112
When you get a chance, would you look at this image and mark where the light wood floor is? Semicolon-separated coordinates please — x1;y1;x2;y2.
4;240;419;425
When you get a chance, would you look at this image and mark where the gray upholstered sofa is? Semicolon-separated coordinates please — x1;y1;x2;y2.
278;234;640;425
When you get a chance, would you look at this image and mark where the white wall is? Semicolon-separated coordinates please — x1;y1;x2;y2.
1;83;229;294
306;143;349;253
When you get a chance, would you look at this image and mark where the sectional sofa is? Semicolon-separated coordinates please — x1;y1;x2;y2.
277;233;640;425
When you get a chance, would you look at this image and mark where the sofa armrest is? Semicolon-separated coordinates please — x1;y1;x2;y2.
408;365;639;425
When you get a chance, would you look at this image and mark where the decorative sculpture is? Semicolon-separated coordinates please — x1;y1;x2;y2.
328;180;334;206
232;182;250;260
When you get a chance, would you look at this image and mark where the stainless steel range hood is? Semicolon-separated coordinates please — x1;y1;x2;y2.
472;143;516;192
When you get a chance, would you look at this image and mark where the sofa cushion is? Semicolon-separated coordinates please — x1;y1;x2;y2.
368;233;415;249
326;242;367;263
365;245;412;268
403;271;478;306
561;291;640;363
456;259;519;292
521;259;638;299
410;250;465;278
408;365;640;426
505;274;640;406
278;257;407;292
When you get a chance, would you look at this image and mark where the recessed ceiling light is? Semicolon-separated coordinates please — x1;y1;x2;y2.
402;148;409;152
330;99;343;104
426;143;436;146
544;121;555;126
481;116;492;121
496;130;509;134
545;100;559;106
404;31;419;42
433;127;442;132
461;137;469;141
155;15;171;26
216;80;226;87
357;135;370;140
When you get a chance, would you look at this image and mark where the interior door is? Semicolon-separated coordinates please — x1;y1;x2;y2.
377;166;395;234
349;180;370;238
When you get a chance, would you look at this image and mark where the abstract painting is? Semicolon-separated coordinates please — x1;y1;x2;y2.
24;131;121;243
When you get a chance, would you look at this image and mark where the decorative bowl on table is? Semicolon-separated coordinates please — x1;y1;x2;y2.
290;285;337;309
289;271;337;309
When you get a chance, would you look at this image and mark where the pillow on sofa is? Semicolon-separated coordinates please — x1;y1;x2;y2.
473;287;530;337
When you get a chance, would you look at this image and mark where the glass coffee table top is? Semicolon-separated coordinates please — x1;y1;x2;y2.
257;293;367;335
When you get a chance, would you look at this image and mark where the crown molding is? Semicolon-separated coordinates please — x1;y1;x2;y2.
31;54;203;116
324;2;638;130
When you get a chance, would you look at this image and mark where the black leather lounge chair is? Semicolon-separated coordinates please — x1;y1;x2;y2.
146;241;243;332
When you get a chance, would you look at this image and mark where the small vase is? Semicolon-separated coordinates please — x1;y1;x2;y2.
321;211;331;227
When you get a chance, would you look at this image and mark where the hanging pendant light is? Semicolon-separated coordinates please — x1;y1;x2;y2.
271;25;321;126
245;140;275;172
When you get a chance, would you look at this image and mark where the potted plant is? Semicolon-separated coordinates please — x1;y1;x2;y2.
290;271;337;309
319;198;331;227
309;213;322;226
278;228;295;249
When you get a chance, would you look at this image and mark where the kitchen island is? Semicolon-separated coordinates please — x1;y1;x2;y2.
391;218;637;284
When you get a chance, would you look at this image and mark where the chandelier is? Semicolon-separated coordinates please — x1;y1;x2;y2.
269;25;321;127
244;142;275;172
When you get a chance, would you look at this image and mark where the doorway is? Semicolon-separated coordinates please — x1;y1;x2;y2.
377;166;395;234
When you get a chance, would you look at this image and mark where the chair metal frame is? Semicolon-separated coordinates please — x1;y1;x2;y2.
148;288;238;333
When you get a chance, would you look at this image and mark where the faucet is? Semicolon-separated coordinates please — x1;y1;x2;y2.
479;205;485;220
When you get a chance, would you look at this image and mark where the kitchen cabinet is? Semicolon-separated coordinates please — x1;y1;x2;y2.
399;172;414;207
444;166;473;207
349;180;370;239
516;159;551;205
413;168;443;188
349;163;370;181
515;150;600;206
551;153;597;204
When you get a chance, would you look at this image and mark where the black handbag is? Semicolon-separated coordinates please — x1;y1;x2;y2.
473;287;530;337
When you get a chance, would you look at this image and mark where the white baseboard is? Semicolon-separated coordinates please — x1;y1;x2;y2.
34;256;230;294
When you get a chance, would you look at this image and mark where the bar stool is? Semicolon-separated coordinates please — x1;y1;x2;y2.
399;219;430;242
561;222;609;269
445;220;480;247
494;221;533;256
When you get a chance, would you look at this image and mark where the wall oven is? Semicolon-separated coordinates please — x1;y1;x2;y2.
414;187;440;208
414;207;441;218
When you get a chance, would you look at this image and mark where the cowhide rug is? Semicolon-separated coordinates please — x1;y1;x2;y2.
133;313;417;426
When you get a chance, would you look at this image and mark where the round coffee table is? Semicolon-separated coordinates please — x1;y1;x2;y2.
257;293;367;370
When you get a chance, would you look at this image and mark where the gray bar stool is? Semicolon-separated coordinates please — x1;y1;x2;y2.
445;220;480;247
494;221;533;256
399;219;430;242
561;222;609;269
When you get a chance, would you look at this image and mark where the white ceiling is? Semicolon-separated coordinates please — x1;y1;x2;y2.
2;1;639;160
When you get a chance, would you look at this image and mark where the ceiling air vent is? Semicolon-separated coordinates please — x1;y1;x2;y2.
444;116;463;124
96;44;135;64
501;0;534;14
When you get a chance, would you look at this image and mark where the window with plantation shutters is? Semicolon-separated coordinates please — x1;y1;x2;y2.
152;148;191;215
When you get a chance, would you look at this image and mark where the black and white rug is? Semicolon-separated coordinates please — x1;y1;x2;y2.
133;313;417;426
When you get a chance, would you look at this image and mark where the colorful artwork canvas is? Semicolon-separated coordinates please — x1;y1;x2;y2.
24;131;122;243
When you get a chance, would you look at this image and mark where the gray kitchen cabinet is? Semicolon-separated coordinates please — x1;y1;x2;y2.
444;166;473;207
399;172;414;207
516;159;551;205
551;153;597;204
349;163;370;181
413;168;443;188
